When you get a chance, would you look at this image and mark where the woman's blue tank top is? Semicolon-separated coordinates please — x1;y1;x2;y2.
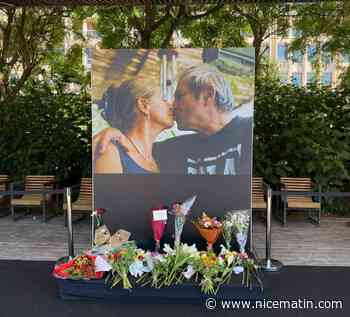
113;142;152;174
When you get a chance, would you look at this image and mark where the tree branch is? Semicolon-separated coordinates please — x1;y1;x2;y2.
125;7;143;35
0;9;15;58
185;1;225;21
152;3;173;31
160;5;186;48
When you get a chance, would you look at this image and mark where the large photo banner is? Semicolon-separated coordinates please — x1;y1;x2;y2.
92;48;254;249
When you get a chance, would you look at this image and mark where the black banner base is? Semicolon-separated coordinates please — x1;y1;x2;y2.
55;278;263;303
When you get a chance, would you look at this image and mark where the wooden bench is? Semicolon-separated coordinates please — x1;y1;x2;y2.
10;175;56;222
0;175;10;216
279;177;321;225
252;177;267;211
63;177;92;224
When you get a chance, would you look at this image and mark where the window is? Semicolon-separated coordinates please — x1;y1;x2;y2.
340;52;350;64
322;51;332;65
84;48;92;70
290;27;302;38
279;72;288;84
291;49;303;63
277;43;288;62
307;72;316;84
322;72;332;86
86;30;100;40
291;72;302;87
307;44;317;63
56;47;65;54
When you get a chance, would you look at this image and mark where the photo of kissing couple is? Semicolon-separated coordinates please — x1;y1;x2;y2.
92;48;254;176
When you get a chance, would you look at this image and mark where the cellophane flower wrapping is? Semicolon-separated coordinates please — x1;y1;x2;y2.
172;196;196;247
151;206;167;250
106;241;139;289
53;254;103;280
193;212;222;250
228;210;250;253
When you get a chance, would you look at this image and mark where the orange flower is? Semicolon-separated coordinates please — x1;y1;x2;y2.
120;249;128;256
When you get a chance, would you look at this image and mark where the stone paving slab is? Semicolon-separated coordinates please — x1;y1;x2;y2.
0;213;349;266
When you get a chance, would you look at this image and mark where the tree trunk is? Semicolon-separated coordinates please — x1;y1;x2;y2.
140;33;152;48
253;36;262;83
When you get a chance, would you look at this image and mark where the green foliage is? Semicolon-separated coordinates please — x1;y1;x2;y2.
339;66;350;90
0;7;66;103
292;1;350;53
254;80;350;192
95;7;138;48
231;3;290;80
94;4;226;49
43;46;90;89
179;6;248;47
0;78;91;182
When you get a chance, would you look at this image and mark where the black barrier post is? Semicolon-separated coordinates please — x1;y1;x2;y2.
258;186;283;272
65;187;74;258
91;211;95;248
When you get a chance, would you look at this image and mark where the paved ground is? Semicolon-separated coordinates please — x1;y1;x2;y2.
253;215;350;266
0;210;349;266
0;212;91;260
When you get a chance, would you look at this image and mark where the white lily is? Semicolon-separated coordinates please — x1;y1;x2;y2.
227;254;235;266
152;253;166;263
181;243;198;255
233;266;244;275
182;265;196;280
219;244;228;254
163;244;176;256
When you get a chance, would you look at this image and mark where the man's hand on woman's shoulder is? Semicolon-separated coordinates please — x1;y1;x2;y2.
92;128;132;161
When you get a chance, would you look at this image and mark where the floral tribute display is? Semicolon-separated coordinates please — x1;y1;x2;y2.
54;204;262;295
92;208;106;227
53;255;103;280
171;195;197;247
151;206;168;252
223;210;250;253
193;212;223;250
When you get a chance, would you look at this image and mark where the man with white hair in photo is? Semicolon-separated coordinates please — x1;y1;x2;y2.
93;63;252;175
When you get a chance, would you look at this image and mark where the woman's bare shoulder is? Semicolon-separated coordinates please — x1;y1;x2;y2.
95;142;123;173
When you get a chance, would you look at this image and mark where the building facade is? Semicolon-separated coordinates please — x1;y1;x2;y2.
77;18;349;88
266;28;349;87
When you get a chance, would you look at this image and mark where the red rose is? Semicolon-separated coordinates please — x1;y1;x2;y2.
96;208;106;216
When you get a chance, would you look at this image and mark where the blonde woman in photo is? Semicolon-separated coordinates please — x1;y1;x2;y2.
94;79;174;174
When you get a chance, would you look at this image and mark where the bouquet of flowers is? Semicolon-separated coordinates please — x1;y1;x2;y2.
187;245;261;295
193;212;222;250
190;250;225;294
222;211;236;250
128;249;154;278
92;208;106;227
229;210;250;253
151;206;168;251
53;254;103;280
171;195;197;247
106;241;139;289
137;243;199;288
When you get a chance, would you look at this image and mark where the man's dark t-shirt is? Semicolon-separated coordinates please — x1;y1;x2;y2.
153;117;252;175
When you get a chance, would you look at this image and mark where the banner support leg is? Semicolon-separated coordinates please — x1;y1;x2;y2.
258;187;283;272
66;187;74;258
